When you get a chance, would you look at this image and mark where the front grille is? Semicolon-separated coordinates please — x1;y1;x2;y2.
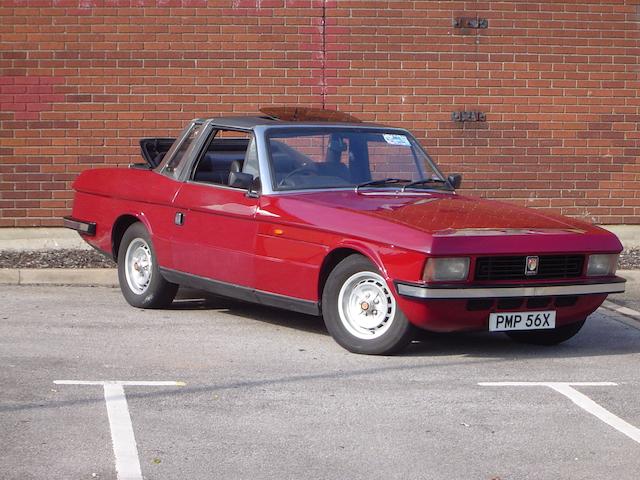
555;296;578;307
475;255;584;281
465;296;578;311
496;298;524;310
467;299;494;311
526;296;551;309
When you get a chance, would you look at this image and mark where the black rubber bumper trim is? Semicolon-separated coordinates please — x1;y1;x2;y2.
62;216;96;236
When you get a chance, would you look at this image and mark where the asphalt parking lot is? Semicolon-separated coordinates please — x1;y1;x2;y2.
2;285;639;480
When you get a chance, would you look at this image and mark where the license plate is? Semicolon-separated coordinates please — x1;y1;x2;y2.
489;311;556;332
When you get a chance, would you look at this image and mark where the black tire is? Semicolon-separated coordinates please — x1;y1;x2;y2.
506;319;586;346
321;255;415;355
117;222;178;309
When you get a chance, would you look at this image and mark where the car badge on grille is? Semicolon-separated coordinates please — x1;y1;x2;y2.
525;256;539;275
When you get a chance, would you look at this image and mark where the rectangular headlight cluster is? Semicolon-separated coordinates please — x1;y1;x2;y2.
586;254;619;277
423;257;470;282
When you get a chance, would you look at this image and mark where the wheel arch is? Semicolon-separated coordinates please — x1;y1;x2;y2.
111;214;150;260
317;243;388;310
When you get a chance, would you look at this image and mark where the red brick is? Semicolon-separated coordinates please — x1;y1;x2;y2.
0;2;638;225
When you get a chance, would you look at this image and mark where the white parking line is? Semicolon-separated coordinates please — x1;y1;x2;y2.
54;380;185;480
55;380;186;386
603;301;640;320
479;382;640;445
600;302;640;330
103;383;143;480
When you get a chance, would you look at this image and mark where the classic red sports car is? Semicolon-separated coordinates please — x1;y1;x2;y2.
65;108;625;355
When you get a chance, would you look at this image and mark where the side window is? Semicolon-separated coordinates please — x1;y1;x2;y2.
192;129;253;188
164;124;203;175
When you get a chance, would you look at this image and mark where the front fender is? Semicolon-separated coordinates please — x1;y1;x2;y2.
334;239;425;289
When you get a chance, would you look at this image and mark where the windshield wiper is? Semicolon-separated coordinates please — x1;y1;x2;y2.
401;178;447;192
355;178;411;193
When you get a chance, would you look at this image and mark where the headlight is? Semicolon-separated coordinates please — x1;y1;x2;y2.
423;257;470;282
586;254;619;277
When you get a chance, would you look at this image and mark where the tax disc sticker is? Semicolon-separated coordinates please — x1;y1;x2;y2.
383;134;411;146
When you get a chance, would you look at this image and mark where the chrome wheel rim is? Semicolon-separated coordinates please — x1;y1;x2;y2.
337;271;396;340
124;238;153;295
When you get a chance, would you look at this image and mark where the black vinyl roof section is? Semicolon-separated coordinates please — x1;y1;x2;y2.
206;116;281;129
206;116;381;130
203;107;378;130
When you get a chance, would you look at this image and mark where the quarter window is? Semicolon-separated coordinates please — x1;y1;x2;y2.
164;124;202;175
242;137;259;180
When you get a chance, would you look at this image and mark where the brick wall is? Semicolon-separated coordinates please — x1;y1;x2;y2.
1;0;638;226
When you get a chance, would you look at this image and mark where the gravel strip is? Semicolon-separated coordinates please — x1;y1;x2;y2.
619;248;640;270
1;248;639;270
0;249;115;269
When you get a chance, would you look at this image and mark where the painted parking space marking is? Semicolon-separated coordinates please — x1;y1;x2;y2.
603;301;640;321
54;380;185;480
54;380;186;386
103;383;143;480
479;382;640;445
600;304;640;331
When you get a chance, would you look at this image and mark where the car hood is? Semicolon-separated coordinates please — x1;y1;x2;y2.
261;190;622;255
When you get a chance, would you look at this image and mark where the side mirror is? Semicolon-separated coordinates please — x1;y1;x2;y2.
229;171;254;189
229;171;261;198
447;173;462;189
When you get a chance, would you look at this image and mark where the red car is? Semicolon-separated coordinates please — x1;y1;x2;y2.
65;108;626;355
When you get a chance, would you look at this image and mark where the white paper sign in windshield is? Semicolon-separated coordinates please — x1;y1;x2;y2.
383;134;411;146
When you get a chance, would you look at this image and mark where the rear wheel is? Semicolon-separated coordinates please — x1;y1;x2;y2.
506;319;586;346
117;222;178;308
322;255;415;355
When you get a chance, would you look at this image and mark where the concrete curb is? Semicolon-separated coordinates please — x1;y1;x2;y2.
0;228;91;251
602;225;640;249
620;269;640;284
0;268;118;287
0;267;637;288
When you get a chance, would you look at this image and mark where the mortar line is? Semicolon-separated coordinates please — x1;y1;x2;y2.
321;0;327;108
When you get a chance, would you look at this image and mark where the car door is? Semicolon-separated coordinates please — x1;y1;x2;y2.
251;130;352;302
169;128;259;288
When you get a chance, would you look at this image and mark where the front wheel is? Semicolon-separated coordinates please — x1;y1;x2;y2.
117;222;178;309
322;255;415;355
506;319;586;345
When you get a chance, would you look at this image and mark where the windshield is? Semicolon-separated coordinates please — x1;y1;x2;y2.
266;128;449;192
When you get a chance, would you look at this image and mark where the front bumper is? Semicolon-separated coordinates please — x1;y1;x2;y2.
396;277;626;299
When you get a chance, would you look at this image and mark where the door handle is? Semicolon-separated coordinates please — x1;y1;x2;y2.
174;212;185;226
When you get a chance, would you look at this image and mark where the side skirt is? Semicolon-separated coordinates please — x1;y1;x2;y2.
159;267;320;316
